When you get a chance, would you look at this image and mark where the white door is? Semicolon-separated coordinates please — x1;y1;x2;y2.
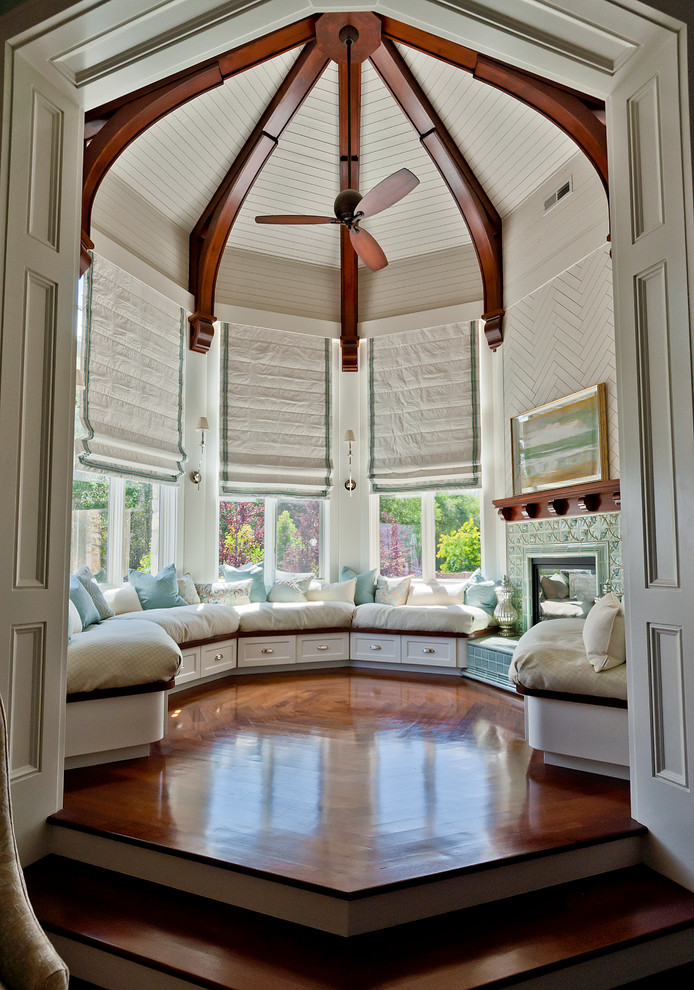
608;28;694;889
0;52;82;862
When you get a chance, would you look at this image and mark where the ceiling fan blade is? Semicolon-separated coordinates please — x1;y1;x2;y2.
349;227;388;271
255;215;334;224
356;168;420;219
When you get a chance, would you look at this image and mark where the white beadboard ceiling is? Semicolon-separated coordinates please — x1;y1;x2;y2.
95;36;589;319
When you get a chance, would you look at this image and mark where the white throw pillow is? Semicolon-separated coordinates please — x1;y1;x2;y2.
103;584;143;615
375;574;412;606
268;579;308;603
540;572;570;600
68;599;82;635
274;570;314;592
406;581;468;606
583;592;626;671
307;578;356;603
201;579;252;606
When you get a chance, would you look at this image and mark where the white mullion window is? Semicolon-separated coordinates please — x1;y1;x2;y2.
264;497;277;578
107;477;126;585
420;492;436;584
158;485;178;575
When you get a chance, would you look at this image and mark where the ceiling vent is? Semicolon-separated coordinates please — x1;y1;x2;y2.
543;177;572;214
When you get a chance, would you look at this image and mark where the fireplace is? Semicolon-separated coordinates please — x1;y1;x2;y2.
530;554;598;625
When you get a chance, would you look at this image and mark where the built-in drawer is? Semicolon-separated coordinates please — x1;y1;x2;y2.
177;647;200;684
201;640;237;675
401;635;457;667
350;632;401;663
238;635;296;667
296;631;349;663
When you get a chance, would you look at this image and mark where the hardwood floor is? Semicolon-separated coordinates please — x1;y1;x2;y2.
55;669;641;894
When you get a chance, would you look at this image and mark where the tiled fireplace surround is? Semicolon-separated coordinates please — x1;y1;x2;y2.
505;512;623;633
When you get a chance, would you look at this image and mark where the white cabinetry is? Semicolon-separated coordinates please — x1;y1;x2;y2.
350;632;401;663
401;635;458;668
177;638;237;686
238;635;296;667
296;632;349;662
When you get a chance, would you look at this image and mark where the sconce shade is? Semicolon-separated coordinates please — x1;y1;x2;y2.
197;416;209;432
344;429;355;443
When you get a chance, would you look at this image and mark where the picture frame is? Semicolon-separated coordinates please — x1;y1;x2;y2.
511;384;608;495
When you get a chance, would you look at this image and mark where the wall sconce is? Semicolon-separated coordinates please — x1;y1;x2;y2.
190;416;209;490
344;429;356;495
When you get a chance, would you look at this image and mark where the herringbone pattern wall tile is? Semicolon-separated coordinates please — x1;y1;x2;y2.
503;244;618;493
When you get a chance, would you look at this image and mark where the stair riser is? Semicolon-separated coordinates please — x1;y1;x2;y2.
49;914;694;990
48;825;645;936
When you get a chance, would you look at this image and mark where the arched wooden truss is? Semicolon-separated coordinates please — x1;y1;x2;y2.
81;11;607;370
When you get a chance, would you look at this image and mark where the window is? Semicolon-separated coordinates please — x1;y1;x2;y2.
276;499;320;574
378;491;480;582
71;471;109;580
219;500;265;568
378;496;422;578
71;472;171;583
219;497;325;579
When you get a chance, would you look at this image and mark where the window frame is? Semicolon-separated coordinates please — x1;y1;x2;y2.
372;489;482;583
71;470;176;585
217;495;327;581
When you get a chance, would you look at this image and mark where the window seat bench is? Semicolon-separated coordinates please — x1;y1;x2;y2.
509;618;629;779
66;597;497;768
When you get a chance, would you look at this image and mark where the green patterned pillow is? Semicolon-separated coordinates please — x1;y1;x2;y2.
198;580;252;606
177;572;200;605
375;574;412;606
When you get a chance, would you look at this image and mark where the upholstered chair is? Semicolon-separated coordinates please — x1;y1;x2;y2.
0;696;69;990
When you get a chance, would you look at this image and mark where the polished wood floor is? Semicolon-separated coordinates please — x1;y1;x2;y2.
56;670;640;893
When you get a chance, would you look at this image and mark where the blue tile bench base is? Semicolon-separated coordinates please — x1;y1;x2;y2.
465;636;520;692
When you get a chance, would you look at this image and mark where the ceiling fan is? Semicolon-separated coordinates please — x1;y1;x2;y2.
254;167;420;271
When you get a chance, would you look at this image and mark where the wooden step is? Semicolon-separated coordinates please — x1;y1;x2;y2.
27;856;694;990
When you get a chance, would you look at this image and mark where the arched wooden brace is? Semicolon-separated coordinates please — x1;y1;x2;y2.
379;16;608;193
188;42;330;352
370;39;504;349
80;17;317;277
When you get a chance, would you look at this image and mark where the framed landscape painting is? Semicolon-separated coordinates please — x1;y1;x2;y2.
511;384;608;495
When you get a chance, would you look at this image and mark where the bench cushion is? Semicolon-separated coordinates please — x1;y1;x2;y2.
109;603;241;644
509;618;627;702
353;602;493;635
236;601;355;632
67;618;181;694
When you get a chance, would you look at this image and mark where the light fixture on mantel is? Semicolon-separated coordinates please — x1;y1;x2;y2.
189;416;209;490
344;430;356;495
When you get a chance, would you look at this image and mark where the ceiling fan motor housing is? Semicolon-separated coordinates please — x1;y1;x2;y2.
334;188;363;223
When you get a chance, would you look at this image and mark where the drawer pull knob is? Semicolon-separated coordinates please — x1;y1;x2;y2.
214;653;224;662
370;644;382;651
261;648;273;655
317;644;328;651
422;648;436;654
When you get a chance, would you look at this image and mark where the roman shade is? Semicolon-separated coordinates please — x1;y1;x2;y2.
368;322;480;493
219;323;332;497
78;254;186;484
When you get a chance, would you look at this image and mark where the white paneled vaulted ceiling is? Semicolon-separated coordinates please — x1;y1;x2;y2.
93;30;586;322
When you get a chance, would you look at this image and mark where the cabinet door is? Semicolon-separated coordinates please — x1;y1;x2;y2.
238;636;296;667
402;636;457;667
201;641;237;675
177;648;200;685
296;632;349;663
350;633;401;663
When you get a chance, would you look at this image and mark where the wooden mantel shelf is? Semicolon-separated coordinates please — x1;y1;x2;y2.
492;479;621;522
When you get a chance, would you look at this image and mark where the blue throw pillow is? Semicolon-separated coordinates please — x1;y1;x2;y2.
129;564;188;609
222;562;267;602
69;575;101;629
464;569;498;615
341;566;378;605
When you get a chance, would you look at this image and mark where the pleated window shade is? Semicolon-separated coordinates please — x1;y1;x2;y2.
368;323;480;493
78;254;186;484
219;324;333;497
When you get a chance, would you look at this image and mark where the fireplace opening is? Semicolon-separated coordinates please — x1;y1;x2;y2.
531;555;598;625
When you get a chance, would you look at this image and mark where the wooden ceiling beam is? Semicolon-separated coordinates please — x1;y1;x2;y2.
379;16;608;192
188;42;330;352
80;17;317;277
370;39;504;348
338;59;362;373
